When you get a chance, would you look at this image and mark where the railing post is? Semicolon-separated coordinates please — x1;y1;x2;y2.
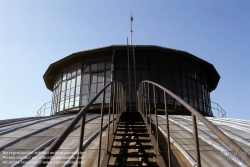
143;83;146;115
148;82;152;135
112;82;115;134
97;91;105;167
138;85;142;112
118;83;121;114
164;92;171;167
144;82;148;125
192;113;201;167
115;82;118;120
77;114;86;167
153;85;160;155
140;85;143;113
106;84;112;155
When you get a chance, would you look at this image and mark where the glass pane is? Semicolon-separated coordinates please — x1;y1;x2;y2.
61;81;66;91
75;86;80;95
69;98;74;108
60;103;64;111
124;70;128;80
71;78;76;88
60;91;65;100
65;101;69;109
81;95;88;105
91;63;97;71
96;96;102;103
97;83;104;92
81;84;89;94
91;74;98;83
76;75;81;86
57;83;61;93
63;72;67;80
67;80;71;89
89;93;96;101
187;78;192;88
66;89;70;97
141;70;148;81
182;76;186;86
84;64;89;72
91;83;97;93
98;72;104;82
70;88;74;96
67;69;72;79
98;62;105;70
174;74;181;84
106;71;111;81
166;73;172;83
198;82;202;92
75;96;80;107
105;81;111;91
106;62;111;69
77;65;81;74
72;68;76;77
105;92;110;103
82;74;89;84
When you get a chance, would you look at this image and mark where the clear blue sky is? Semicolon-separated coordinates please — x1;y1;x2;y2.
0;1;249;120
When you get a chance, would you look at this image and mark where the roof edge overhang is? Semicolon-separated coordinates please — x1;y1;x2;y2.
43;45;220;92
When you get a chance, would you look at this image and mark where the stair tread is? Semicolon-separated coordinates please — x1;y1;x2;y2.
110;154;156;157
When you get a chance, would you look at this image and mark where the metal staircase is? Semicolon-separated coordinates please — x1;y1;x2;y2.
107;111;165;167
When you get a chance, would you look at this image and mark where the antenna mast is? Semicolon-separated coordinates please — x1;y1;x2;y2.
130;14;133;45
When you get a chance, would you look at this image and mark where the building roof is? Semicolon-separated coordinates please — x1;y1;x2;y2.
43;45;220;91
1;114;249;166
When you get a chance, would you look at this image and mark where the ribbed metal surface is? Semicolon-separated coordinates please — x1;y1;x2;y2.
0;114;250;167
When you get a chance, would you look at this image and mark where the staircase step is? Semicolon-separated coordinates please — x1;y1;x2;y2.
110;153;156;158
115;132;149;136
118;122;145;125
108;157;158;166
114;138;151;142
115;132;149;137
111;148;155;154
117;125;146;128
116;129;148;132
112;145;154;149
114;136;151;140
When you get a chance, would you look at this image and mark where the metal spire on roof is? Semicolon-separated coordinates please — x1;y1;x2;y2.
130;14;133;45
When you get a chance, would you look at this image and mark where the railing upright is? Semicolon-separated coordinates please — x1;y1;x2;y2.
77;114;86;167
97;88;106;167
106;84;112;154
153;85;160;155
164;92;171;167
192;114;201;167
148;83;152;136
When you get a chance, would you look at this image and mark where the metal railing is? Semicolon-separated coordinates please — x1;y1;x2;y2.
211;101;226;118
36;101;52;117
36;92;111;117
35;81;125;167
137;80;250;167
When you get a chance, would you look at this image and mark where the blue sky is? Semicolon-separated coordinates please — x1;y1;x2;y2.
0;1;249;120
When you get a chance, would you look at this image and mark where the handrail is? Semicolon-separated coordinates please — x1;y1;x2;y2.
36;91;112;117
211;101;226;118
37;94;226;118
36;101;52;116
36;81;125;167
138;80;250;167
